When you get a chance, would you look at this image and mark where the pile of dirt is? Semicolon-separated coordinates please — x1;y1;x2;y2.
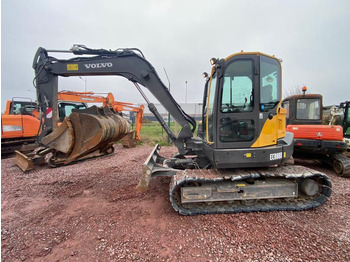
1;145;350;261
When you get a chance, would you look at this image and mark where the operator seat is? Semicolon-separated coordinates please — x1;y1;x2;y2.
261;84;273;103
58;107;66;121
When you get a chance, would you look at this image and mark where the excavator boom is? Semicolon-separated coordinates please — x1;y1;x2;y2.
34;45;196;154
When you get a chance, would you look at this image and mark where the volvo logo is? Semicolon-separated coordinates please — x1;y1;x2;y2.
84;62;113;69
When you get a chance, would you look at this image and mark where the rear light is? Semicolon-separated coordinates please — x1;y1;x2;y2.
297;143;302;146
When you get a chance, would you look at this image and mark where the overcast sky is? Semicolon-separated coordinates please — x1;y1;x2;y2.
2;0;350;112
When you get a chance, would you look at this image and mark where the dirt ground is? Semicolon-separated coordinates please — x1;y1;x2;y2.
1;144;350;261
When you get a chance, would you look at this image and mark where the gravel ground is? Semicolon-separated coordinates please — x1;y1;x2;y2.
1;144;350;261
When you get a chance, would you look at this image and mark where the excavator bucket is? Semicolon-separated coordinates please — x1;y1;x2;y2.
121;130;137;148
15;106;130;170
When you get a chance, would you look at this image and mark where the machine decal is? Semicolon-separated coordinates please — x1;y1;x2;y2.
46;108;52;118
270;152;282;160
2;125;22;132
67;64;78;71
84;62;113;69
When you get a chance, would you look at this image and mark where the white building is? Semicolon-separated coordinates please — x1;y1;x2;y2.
138;102;203;121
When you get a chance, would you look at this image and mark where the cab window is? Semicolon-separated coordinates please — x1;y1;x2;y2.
260;56;281;112
281;100;290;119
220;60;253;113
58;102;87;121
206;72;217;143
296;98;321;120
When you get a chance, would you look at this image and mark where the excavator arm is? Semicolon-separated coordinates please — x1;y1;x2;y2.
57;91;113;104
33;45;197;154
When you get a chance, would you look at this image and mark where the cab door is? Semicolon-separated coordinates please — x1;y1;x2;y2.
215;56;259;149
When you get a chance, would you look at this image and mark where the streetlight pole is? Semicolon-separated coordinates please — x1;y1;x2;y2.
185;81;188;104
164;68;171;144
79;77;87;92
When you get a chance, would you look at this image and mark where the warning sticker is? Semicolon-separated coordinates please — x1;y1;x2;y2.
67;64;78;71
46;108;52;118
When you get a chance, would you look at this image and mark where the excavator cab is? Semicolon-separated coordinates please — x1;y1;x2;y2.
282;92;323;125
8;99;38;116
200;53;292;169
340;101;350;138
1;98;41;155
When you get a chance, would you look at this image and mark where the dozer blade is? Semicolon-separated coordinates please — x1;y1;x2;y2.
15;150;34;171
136;144;178;192
14;147;48;171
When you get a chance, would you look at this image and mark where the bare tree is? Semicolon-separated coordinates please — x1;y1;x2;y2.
283;85;304;99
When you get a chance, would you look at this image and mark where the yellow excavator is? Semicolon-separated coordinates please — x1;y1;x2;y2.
18;45;332;215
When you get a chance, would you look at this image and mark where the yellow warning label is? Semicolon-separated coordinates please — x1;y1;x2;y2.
67;64;78;71
236;184;246;187
245;153;252;158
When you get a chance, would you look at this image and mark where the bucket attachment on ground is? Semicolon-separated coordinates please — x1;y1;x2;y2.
15;106;130;171
121;130;137;148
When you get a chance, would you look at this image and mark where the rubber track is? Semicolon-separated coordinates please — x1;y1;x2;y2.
332;153;350;177
169;165;332;215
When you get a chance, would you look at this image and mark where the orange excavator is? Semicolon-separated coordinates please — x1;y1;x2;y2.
1;98;41;155
57;91;144;147
2;93;144;158
281;87;350;176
